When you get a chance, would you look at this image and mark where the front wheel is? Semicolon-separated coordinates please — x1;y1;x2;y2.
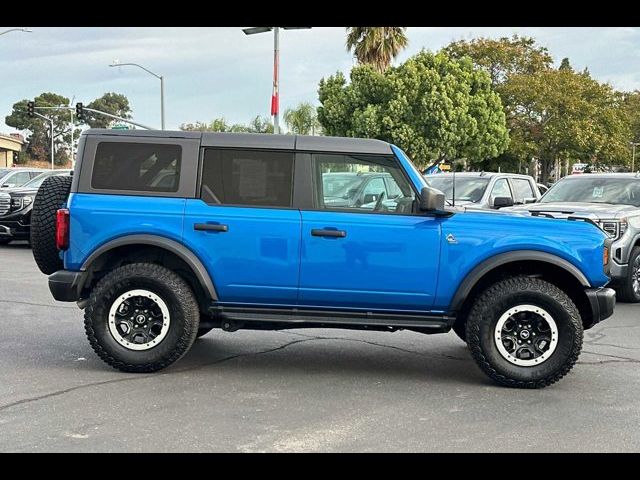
616;246;640;303
466;276;583;389
84;263;200;373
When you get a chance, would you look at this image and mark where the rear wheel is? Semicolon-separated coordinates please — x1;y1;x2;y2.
616;246;640;303
84;263;200;373
31;176;72;274
466;276;583;389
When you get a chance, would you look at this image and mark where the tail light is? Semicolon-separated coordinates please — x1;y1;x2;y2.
56;208;70;250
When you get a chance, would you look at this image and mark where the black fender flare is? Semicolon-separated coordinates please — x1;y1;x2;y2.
80;234;218;300
448;250;590;314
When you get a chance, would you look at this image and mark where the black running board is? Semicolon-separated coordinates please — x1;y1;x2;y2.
207;305;454;331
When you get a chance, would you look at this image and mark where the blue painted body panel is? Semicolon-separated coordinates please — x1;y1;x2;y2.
183;200;301;305
64;193;186;271
65;143;610;315
298;210;441;311
431;211;609;310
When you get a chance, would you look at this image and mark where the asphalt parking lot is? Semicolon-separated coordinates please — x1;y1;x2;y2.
1;241;639;452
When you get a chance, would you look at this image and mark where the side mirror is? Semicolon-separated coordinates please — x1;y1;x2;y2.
419;186;445;212
363;193;377;204
492;196;514;208
1;184;12;188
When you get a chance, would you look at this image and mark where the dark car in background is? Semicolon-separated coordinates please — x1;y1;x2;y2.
0;169;72;245
507;173;640;302
424;172;542;210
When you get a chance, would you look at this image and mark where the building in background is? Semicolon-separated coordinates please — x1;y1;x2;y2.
0;133;24;167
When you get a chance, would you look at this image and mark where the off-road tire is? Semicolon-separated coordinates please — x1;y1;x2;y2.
84;263;200;373
615;246;640;303
466;276;583;389
31;175;72;274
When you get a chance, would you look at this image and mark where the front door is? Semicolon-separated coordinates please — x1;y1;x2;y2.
298;152;442;312
183;148;301;306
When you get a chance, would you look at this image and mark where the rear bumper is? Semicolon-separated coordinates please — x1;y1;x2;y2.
584;287;616;329
49;269;85;302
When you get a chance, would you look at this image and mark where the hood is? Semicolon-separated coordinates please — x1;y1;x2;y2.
8;187;38;196
505;201;636;220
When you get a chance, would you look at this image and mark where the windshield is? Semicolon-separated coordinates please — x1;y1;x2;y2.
0;169;10;179
322;174;366;199
541;177;640;207
426;176;489;203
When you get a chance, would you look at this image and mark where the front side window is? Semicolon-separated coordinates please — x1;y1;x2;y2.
511;178;535;203
7;171;31;187
92;142;181;192
313;153;415;214
490;178;512;202
200;148;294;207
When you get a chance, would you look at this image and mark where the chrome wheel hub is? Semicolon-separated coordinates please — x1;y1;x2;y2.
108;289;170;351
494;304;558;367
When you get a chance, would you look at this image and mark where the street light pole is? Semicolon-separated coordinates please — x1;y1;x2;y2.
630;142;640;173
109;61;165;130
0;28;32;36
273;27;280;134
242;27;311;134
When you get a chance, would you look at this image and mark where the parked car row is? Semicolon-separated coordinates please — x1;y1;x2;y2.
0;169;72;245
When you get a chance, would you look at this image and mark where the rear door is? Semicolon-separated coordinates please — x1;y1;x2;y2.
510;177;538;204
183;148;301;306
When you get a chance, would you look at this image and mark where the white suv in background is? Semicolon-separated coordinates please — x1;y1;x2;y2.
0;168;45;189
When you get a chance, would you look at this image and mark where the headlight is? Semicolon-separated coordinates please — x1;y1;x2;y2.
9;196;33;211
620;218;628;236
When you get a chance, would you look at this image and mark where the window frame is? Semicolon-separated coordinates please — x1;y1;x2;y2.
197;147;296;210
307;152;421;216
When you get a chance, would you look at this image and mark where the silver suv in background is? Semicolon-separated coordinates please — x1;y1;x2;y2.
0;168;45;189
424;172;542;210
507;173;640;302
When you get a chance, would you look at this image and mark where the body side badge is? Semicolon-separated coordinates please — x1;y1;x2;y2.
446;233;458;244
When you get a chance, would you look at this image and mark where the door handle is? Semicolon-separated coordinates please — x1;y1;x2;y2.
194;223;228;232
311;228;346;238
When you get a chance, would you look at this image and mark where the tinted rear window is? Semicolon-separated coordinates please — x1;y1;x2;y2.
200;148;294;207
91;142;181;192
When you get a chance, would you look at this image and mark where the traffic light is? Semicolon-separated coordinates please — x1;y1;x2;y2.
75;102;84;120
27;101;34;117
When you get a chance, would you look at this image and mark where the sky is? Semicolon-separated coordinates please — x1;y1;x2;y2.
1;27;639;134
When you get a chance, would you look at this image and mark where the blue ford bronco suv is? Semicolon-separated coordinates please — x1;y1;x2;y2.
30;129;615;388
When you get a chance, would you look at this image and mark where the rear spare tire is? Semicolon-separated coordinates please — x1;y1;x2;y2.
31;175;72;274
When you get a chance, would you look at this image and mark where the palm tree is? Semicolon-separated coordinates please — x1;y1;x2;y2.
345;27;408;73
283;102;321;135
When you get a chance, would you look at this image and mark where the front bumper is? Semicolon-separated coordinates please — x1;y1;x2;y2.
584;287;616;329
49;270;86;302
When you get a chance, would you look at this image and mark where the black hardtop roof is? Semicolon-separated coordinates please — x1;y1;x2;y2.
82;129;393;155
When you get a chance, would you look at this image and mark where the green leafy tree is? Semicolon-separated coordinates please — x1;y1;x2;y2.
501;69;630;182
345;27;408;73
559;57;573;72
5;92;76;165
180;116;274;133
283;102;320;135
318;51;509;167
442;35;553;87
84;92;132;128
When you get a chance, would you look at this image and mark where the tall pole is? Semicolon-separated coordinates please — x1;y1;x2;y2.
272;27;280;134
633;143;637;173
160;75;165;130
50;121;54;169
